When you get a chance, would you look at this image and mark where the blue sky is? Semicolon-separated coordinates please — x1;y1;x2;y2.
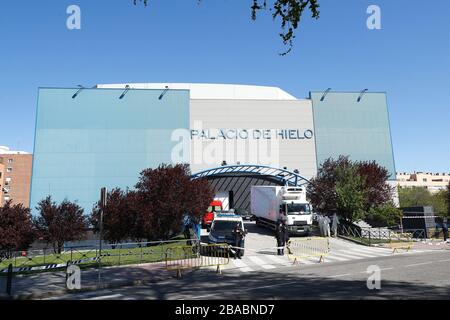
0;0;449;173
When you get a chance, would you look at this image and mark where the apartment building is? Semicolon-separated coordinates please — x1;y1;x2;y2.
0;146;33;207
397;171;450;194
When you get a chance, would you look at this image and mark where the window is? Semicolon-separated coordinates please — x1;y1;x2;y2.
212;221;242;232
6;168;12;173
4;196;10;202
423;178;427;182
207;206;222;212
7;159;13;164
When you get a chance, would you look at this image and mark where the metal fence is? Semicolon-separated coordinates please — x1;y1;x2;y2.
165;243;230;278
1;238;202;298
0;238;199;274
338;223;427;246
286;237;330;264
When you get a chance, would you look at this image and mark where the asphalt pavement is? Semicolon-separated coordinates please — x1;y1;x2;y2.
42;236;450;300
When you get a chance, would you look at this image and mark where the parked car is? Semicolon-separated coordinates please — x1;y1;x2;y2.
208;212;246;256
234;208;253;221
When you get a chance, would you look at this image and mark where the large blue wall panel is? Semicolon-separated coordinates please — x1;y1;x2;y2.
310;91;396;180
30;88;190;214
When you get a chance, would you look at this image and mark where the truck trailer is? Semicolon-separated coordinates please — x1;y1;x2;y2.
250;186;313;235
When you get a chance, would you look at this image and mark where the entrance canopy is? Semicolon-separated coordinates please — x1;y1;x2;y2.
191;164;310;187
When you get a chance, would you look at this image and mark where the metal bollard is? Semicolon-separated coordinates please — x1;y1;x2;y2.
6;264;13;297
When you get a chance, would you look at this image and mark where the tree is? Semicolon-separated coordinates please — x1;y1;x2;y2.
307;155;351;215
133;0;320;55
398;187;432;208
430;190;448;217
366;204;403;227
398;186;449;218
335;164;366;222
0;201;35;256
34;197;88;253
357;160;394;210
307;156;397;224
135;164;214;240
91;188;138;243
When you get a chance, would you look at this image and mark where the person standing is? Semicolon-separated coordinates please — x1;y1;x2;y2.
331;213;339;238
317;215;324;236
275;218;289;255
323;215;331;237
442;217;449;242
233;223;245;259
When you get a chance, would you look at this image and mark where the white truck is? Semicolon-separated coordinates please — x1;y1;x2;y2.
250;186;313;235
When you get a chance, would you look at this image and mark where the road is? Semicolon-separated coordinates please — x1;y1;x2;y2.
43;222;450;300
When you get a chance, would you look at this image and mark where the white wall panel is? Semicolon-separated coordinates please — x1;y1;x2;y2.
189;99;317;179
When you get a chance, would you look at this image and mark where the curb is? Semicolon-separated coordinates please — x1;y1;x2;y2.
337;235;371;246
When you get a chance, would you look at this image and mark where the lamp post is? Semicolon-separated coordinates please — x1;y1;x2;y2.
98;187;107;283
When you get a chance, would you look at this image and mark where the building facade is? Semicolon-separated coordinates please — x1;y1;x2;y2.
0;146;33;207
30;84;397;213
397;172;450;193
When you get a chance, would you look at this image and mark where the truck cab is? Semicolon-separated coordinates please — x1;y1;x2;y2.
280;188;313;235
251;186;313;236
202;200;223;229
280;193;313;234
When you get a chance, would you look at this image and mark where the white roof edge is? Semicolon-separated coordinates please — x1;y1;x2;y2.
96;83;299;100
0;146;30;155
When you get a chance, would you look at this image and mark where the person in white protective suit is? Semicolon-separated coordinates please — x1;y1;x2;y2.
317;215;324;236
322;215;331;237
331;213;339;237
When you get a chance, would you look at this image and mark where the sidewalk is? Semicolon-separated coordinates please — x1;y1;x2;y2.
0;261;176;300
412;240;450;250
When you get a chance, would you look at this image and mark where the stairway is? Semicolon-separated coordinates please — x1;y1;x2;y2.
354;220;392;239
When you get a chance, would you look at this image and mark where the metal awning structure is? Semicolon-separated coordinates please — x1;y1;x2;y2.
191;165;310;187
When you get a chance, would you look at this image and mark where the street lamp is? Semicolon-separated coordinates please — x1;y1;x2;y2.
98;187;107;283
72;85;84;99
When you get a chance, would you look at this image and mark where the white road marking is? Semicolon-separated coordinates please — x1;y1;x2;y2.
324;255;349;262
232;259;248;268
232;259;254;272
356;247;393;253
86;294;123;300
348;247;391;256
265;255;291;266
327;273;351;278
405;262;433;268
329;252;365;260
337;250;378;258
248;256;276;269
297;259;316;265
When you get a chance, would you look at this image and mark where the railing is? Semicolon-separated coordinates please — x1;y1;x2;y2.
0;239;199;274
427;228;449;240
287;237;330;264
165;243;230;278
338;223;426;246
